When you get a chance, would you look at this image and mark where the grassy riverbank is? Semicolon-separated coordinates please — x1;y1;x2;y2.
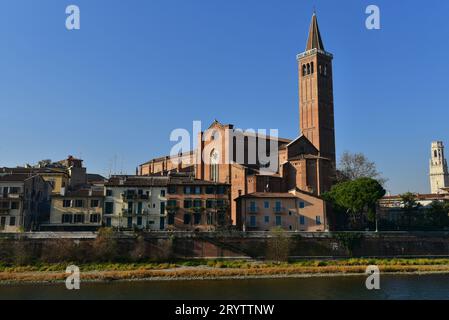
1;258;449;283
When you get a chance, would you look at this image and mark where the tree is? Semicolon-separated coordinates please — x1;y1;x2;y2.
266;227;291;262
400;192;421;228
425;201;449;228
92;228;118;262
130;235;148;262
325;178;386;229
337;151;387;185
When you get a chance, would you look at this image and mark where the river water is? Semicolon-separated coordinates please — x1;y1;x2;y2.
1;274;449;300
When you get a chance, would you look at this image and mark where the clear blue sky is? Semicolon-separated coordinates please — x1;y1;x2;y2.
0;0;448;195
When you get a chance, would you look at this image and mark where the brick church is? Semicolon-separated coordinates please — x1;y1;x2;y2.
139;13;336;228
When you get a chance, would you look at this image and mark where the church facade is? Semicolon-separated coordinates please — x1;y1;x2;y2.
139;13;337;229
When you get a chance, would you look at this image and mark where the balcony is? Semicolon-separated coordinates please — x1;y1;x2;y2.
0;193;21;199
121;193;150;201
248;206;259;214
273;207;286;214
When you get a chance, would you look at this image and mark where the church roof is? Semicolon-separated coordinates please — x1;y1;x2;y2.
306;13;325;51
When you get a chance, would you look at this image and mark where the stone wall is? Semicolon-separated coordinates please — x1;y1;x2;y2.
2;232;449;262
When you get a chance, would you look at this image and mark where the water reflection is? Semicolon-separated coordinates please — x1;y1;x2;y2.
0;274;448;300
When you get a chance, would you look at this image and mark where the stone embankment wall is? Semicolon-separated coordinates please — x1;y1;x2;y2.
1;231;449;260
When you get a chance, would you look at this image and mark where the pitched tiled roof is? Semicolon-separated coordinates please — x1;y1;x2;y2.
0;167;68;176
0;173;35;182
53;189;104;198
105;176;169;187
168;177;229;186
87;174;106;183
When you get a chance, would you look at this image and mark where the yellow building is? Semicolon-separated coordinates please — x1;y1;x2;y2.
42;188;104;231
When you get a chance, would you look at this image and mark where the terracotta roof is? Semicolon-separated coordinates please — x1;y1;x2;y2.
0;173;36;182
290;187;324;199
169;177;229;186
0;167;68;176
87;174;106;183
382;194;449;201
53;189;104;198
106;176;169;187
140;151;194;166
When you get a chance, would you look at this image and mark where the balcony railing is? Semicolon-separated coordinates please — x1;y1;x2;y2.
0;193;21;199
273;207;286;214
248;206;259;213
121;193;150;200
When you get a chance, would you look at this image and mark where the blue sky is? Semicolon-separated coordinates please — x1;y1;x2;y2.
0;0;448;195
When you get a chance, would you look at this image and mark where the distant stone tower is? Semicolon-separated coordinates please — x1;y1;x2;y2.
429;141;449;194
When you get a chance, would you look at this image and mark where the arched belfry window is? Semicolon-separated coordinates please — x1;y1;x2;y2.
302;64;307;76
434;150;438;158
307;63;311;75
210;149;219;182
311;62;314;74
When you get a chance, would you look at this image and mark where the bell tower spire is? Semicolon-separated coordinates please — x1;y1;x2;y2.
306;12;325;51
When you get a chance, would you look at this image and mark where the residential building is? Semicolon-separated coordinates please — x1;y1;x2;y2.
235;189;326;232
0;155;90;195
0;174;51;232
166;173;231;231
104;176;169;230
41;187;104;231
1;167;69;195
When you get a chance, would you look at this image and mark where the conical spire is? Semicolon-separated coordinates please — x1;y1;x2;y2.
306;12;324;51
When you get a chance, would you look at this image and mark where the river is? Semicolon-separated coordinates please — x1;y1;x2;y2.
1;274;449;299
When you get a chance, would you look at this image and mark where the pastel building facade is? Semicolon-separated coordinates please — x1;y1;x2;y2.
235;189;326;232
166;175;231;231
0;174;51;232
43;188;104;231
104;176;169;230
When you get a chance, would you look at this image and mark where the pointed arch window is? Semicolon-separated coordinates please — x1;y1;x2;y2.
210;149;219;182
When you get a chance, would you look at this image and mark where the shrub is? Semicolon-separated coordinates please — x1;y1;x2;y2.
129;236;148;262
265;227;291;262
11;240;35;266
92;228;118;262
40;239;77;263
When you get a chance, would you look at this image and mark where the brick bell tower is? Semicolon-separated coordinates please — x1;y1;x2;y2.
297;13;336;166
